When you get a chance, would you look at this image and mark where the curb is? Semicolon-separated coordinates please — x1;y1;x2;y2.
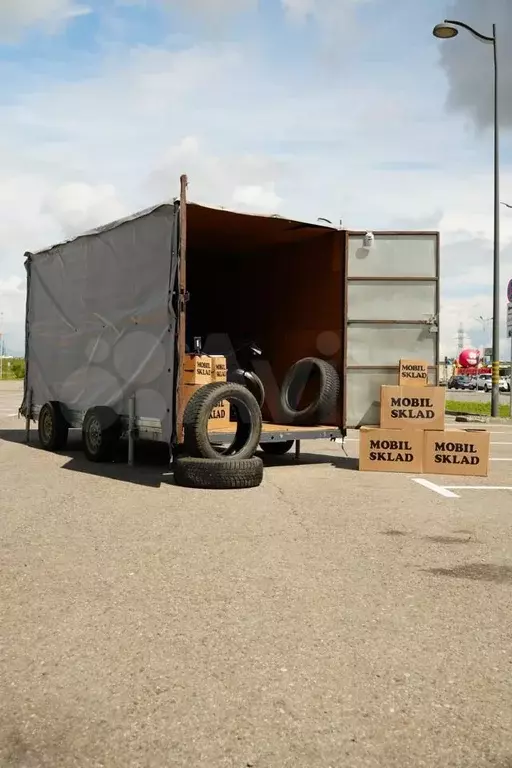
445;411;512;424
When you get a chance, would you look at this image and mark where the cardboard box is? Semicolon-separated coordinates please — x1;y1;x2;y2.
207;399;232;432
380;385;445;431
210;355;227;382
359;426;423;473
182;354;212;385
423;428;490;477
398;359;429;387
181;384;232;432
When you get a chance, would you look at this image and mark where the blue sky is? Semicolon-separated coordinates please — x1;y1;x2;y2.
1;0;512;356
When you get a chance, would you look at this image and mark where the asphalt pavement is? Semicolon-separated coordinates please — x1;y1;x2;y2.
2;381;512;768
446;388;512;404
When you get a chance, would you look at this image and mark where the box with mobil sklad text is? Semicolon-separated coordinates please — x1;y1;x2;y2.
210;355;227;382
359;427;423;473
380;385;445;431
398;359;429;387
182;354;212;385
423;428;490;477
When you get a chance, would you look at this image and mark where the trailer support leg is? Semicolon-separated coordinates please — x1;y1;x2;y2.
25;389;32;444
128;393;136;467
294;440;301;462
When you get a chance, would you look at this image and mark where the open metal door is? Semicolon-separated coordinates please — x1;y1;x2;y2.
344;231;440;428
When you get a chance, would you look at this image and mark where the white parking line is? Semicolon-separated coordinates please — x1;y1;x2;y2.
411;478;460;497
490;458;512;461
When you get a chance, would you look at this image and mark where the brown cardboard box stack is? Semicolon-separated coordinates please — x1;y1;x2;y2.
359;359;490;476
181;354;231;432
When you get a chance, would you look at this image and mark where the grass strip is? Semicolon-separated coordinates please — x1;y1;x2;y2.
446;399;510;418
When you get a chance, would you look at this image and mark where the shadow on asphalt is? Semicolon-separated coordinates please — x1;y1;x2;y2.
0;428;173;488
425;563;512;584
0;427;358;487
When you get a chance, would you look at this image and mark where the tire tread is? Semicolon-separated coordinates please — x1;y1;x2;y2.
174;456;263;489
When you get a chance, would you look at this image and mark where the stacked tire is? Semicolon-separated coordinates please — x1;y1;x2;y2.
175;382;264;489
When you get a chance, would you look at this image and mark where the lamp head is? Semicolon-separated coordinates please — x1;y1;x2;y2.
433;22;459;39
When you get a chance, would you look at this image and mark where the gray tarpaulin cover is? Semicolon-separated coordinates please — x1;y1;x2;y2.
21;203;179;442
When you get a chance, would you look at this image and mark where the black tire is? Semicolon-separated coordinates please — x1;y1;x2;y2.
38;401;69;451
183;382;262;460
228;369;265;407
174;456;263;489
259;440;294;455
279;357;340;426
82;406;121;462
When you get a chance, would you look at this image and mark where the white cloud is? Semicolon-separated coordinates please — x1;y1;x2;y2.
147;136;284;212
281;0;366;22
158;0;256;12
0;9;511;360
0;0;90;40
232;184;282;210
41;182;126;238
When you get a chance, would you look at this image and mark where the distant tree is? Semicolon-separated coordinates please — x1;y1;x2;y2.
10;358;25;379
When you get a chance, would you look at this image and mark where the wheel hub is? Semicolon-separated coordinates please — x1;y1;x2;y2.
41;411;53;442
87;418;102;451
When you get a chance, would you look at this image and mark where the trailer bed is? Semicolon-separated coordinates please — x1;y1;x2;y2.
209;422;341;442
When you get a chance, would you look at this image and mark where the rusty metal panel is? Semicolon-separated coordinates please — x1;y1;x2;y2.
348;234;437;278
348;280;436;321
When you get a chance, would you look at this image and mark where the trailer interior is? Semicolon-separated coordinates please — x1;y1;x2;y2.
184;203;345;442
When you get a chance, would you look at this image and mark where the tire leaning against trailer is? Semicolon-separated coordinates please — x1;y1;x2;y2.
228;369;265;407
183;381;262;460
279;357;340;426
174;456;264;489
82;406;121;462
38;401;69;451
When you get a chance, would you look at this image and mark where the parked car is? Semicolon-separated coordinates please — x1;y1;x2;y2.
473;373;510;392
447;375;473;390
471;373;491;391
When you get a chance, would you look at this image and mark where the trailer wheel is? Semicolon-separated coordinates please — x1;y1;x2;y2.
38;401;69;451
174;456;263;489
183;382;262;460
259;440;294;456
228;369;265;407
279;357;340;426
82;406;121;462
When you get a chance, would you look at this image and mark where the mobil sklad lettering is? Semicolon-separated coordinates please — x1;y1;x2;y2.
433;440;480;466
401;364;427;380
369;438;414;463
390;395;435;420
196;361;211;376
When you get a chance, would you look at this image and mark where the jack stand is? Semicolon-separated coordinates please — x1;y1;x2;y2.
294;440;301;462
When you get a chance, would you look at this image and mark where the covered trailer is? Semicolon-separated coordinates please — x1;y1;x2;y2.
20;176;440;462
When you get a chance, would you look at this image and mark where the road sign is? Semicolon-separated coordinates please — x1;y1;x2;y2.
507;279;512;302
508;302;512;338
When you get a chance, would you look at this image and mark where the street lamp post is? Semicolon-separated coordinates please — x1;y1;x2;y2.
433;19;500;417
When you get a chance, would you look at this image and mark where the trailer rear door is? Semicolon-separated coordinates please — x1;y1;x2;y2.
344;232;440;428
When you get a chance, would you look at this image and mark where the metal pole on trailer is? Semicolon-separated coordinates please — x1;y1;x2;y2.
128;393;136;466
25;389;32;444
